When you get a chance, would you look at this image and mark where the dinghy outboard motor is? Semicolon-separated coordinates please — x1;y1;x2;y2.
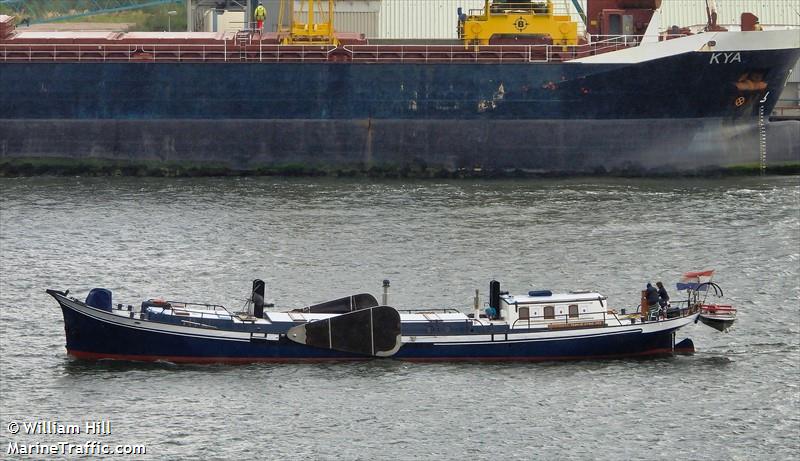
489;280;500;320
85;288;112;312
252;279;266;318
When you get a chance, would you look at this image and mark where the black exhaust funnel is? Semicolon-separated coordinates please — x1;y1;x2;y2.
252;279;265;318
489;280;500;319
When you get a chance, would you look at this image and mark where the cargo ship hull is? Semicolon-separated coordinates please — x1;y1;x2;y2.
2;117;796;172
1;31;798;173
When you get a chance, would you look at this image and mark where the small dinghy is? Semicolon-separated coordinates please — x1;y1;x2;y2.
677;270;737;332
698;304;737;332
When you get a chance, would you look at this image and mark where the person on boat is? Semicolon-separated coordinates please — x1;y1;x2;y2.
254;2;267;31
656;281;670;309
646;282;660;319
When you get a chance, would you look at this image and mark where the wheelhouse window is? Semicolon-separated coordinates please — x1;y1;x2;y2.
569;304;579;319
544;305;555;320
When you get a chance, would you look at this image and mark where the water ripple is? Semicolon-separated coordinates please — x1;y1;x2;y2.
1;176;798;459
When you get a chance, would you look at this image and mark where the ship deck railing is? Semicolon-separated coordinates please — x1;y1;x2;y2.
0;34;686;64
509;301;697;329
145;300;239;321
510;308;617;329
397;308;463;314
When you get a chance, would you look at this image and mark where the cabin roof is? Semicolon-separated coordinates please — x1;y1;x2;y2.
501;292;605;305
121;31;230;40
6;30;233;42
13;31;118;40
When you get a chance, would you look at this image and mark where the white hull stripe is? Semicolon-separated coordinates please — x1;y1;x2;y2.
571;29;799;64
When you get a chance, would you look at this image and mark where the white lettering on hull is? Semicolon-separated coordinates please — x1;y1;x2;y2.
709;52;742;64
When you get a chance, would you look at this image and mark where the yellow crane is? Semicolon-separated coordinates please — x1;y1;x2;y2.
279;0;339;45
459;0;579;46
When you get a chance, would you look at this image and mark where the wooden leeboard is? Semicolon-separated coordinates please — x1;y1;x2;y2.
286;305;402;357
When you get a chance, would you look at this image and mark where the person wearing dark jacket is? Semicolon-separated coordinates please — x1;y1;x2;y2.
646;282;660;320
656;281;670;309
646;283;659;306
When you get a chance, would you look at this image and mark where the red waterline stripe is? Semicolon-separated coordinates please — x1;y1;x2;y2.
68;346;691;364
67;350;367;364
403;347;683;362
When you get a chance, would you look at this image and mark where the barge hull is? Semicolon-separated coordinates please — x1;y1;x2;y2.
59;299;688;363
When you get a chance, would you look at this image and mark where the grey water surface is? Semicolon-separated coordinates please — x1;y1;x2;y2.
1;176;798;460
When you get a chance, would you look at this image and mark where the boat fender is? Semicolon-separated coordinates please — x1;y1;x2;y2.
148;298;171;309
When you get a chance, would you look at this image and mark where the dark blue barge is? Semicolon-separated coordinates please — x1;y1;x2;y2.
46;275;730;363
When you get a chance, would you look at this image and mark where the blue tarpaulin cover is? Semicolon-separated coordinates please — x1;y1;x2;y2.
676;282;709;291
85;288;112;311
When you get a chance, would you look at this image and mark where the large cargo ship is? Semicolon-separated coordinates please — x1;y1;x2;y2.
1;0;798;173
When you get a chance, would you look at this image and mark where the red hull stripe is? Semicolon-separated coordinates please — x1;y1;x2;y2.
67;350;368;363
67;347;689;364
403;347;682;362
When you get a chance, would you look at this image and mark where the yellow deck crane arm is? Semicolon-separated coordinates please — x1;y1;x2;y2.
459;0;578;46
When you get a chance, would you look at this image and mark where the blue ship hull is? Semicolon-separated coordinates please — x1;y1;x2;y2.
55;292;692;363
1;50;795;120
2;41;798;171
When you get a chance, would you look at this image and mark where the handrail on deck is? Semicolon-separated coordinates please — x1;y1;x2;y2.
0;33;681;64
166;300;228;309
152;300;235;321
398;308;463;314
510;308;609;329
508;302;696;329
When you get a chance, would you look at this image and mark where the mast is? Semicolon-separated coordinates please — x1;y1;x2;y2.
705;0;723;31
